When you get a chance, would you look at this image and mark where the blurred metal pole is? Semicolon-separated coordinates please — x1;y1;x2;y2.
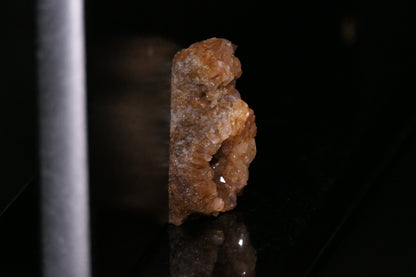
37;0;90;276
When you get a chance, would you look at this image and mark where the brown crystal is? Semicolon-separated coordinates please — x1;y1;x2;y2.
169;38;257;225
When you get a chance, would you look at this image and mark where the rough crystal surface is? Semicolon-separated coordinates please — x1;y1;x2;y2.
169;38;257;225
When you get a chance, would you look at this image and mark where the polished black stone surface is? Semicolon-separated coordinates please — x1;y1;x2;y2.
310;127;416;277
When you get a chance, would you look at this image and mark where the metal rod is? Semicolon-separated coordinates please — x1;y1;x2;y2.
37;0;90;276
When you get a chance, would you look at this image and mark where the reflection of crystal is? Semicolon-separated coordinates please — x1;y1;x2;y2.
238;238;244;247
169;212;256;277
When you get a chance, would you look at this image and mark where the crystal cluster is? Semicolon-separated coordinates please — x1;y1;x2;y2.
169;38;257;225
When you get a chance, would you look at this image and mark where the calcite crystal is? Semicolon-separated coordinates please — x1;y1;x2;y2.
169;38;257;225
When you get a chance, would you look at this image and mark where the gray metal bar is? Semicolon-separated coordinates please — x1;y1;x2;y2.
37;0;90;276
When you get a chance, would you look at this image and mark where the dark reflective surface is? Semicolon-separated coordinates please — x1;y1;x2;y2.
169;213;256;277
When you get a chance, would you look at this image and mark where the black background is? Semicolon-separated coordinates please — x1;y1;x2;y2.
2;0;416;276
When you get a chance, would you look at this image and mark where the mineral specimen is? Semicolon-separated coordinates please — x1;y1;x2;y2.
169;38;257;225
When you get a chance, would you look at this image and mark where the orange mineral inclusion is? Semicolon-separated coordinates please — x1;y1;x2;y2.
169;38;257;225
